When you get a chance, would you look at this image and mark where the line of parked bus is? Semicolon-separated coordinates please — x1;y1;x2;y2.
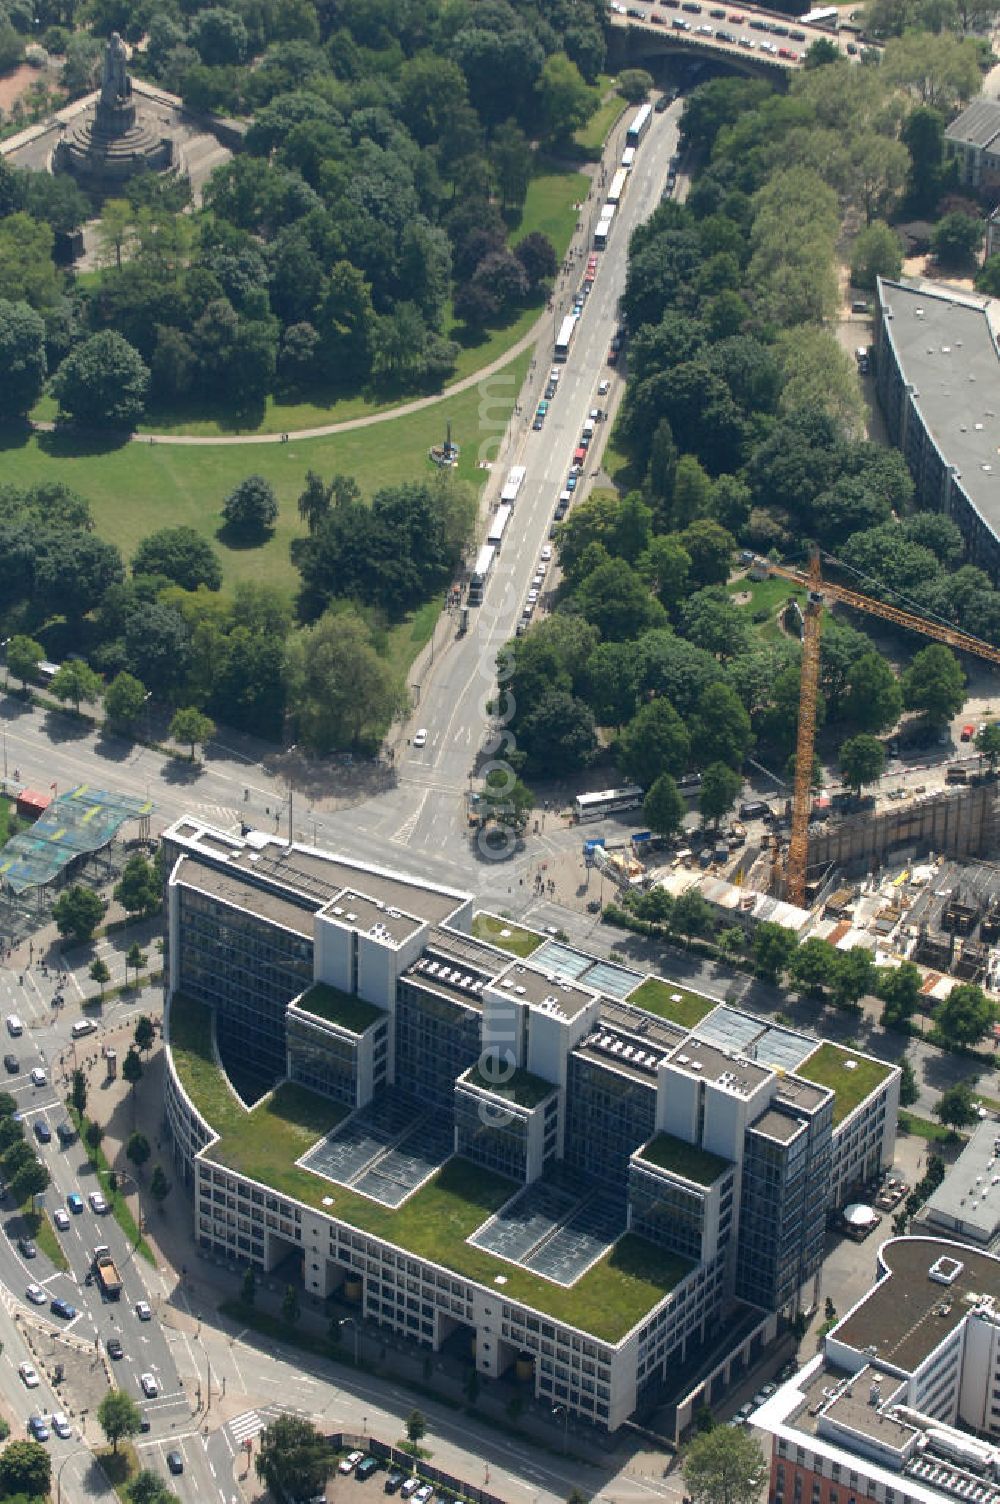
469;465;527;604
594;103;653;251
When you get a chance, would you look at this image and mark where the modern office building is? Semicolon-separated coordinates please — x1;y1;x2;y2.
755;1236;1000;1504
874;277;1000;584
161;816;900;1432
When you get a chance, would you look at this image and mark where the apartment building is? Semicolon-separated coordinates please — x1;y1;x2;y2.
161;817;900;1432
755;1237;1000;1504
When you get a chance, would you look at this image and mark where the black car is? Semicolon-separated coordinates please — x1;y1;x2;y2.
34;1121;51;1144
544;381;557;399
106;1337;124;1360
166;1451;184;1475
56;1120;76;1146
385;1472;406;1496
654;94;670;112
17;1237;37;1259
3;1055;16;1074
532;414;544;431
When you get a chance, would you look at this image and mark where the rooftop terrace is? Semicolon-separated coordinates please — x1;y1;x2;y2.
471;913;544;958
462;1063;557;1109
638;1133;732;1185
797;1043;894;1127
626;977;715;1028
294;984;385;1035
168;992;688;1343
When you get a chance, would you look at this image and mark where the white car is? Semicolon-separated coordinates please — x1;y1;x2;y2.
53;1208;70;1231
527;590;539;605
135;1300;152;1321
412;729;427;749
597;379;610;395
89;1190;108;1213
540;545;552;562
532;575;544;590
18;1361;39;1388
339;1450;365;1475
51;1411;71;1439
140;1372;158;1398
30;1067;46;1087
414;1487;434;1504
25;1284;45;1305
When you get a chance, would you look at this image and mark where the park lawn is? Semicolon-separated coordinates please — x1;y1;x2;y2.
6;349;530;597
471;912;545;957
444;301;542;384
511;169;590;259
575;82;626;152
381;600;439;683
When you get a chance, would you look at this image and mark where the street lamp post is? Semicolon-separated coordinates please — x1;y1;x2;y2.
340;1316;360;1364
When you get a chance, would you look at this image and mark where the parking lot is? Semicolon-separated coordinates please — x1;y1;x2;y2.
328;1455;440;1503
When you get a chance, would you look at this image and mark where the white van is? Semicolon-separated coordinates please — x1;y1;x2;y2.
71;1019;97;1040
6;1015;23;1037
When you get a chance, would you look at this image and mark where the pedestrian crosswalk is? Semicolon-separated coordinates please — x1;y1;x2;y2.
227;1409;263;1446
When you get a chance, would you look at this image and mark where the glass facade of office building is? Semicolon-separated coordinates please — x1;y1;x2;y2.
394;981;480;1111
176;885;313;1088
563;1055;656;1188
630;1162;713;1261
454;1084;530;1181
287;1011;361;1106
735;1109;831;1312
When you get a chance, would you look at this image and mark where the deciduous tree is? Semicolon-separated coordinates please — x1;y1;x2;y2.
684;1414;769;1504
53;330;149;429
839;733;885;795
0;298;46;422
256;1413;332;1503
644;773;686;839
97;1389;143;1454
53;885;104;943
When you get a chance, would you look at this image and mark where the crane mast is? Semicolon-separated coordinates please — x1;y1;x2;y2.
762;553;1000;908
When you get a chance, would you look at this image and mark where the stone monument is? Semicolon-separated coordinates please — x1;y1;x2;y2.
54;33;174;194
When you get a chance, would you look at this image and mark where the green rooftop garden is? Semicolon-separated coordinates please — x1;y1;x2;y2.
168;994;688;1342
472;912;544;958
463;1062;556;1109
639;1133;731;1186
627;977;715;1028
296;983;384;1035
797;1043;893;1127
168;991;249;1137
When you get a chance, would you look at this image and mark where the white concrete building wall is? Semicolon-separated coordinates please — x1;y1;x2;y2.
313;911;354;993
356;923;427;1008
657;1062;700;1139
481;989;525;1071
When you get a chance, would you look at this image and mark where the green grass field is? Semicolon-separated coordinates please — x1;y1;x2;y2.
5;349;530;600
511;169;590;257
574;83;626;153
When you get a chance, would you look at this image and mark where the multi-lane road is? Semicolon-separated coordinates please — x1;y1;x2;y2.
0;94;697;1504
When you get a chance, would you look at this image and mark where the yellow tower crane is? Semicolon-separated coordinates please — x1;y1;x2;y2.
763;552;1000;908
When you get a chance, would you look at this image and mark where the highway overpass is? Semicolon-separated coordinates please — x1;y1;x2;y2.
608;0;865;74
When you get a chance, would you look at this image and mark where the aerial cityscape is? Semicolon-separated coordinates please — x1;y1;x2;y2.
2;3;1000;1504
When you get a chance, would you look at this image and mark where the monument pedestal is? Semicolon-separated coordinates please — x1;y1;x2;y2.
53;33;174;195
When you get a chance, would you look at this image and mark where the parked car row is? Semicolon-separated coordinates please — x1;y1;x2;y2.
340;1450;437;1499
